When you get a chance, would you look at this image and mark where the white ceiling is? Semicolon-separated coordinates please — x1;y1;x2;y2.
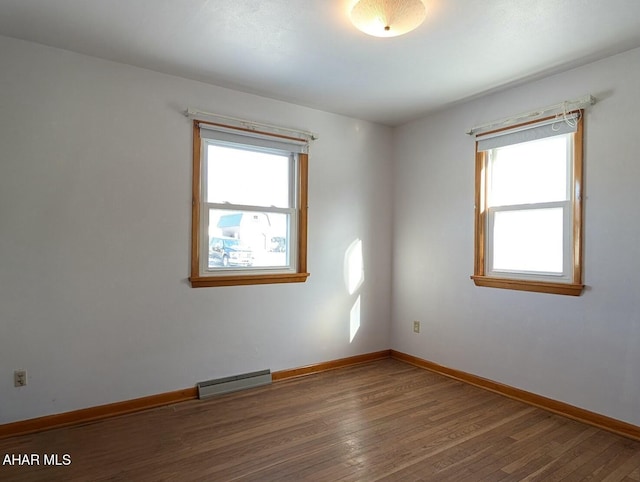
1;0;640;126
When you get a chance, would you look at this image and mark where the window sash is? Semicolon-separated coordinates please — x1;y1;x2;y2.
205;142;294;208
486;134;573;207
200;204;298;276
486;201;572;281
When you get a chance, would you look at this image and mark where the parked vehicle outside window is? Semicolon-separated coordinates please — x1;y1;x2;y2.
208;237;253;268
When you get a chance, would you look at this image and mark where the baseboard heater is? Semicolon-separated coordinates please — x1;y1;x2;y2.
197;369;272;399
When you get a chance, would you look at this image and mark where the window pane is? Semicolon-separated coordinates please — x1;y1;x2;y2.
489;134;568;207
492;208;563;273
207;144;290;208
208;209;290;269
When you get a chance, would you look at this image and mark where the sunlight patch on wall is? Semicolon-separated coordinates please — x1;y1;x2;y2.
350;295;361;343
344;239;364;295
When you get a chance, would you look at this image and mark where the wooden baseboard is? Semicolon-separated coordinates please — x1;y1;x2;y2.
272;350;392;381
5;349;636;442
0;388;197;439
390;350;640;441
0;350;391;439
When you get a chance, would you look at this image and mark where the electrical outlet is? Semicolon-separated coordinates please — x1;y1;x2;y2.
14;369;27;387
413;320;420;333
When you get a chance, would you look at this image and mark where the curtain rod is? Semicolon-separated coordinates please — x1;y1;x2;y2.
466;94;596;136
185;108;319;141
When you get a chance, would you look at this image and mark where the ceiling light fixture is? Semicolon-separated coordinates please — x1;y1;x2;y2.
349;0;427;38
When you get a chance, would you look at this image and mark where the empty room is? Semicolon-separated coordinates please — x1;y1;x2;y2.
1;0;640;480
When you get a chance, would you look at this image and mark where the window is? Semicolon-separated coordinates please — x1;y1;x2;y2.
472;111;584;295
190;120;310;287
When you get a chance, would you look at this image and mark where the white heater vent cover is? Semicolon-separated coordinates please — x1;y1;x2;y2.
197;369;272;399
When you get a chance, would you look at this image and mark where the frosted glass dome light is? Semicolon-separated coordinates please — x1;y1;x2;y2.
349;0;427;38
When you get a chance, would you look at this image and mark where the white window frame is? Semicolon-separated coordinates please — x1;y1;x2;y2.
190;120;310;288
200;141;299;276
472;112;585;296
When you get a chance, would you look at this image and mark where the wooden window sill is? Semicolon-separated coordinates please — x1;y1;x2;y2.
190;272;310;288
471;275;584;296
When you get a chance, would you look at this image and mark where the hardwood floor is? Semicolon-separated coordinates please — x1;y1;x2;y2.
1;359;639;481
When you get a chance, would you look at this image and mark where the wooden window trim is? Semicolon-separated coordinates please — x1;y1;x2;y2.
472;112;585;296
189;120;310;288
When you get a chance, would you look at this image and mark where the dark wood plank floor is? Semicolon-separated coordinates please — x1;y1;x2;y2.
1;359;639;481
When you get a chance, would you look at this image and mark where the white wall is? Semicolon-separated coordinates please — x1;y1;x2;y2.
3;34;639;430
0;36;393;424
392;47;640;425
